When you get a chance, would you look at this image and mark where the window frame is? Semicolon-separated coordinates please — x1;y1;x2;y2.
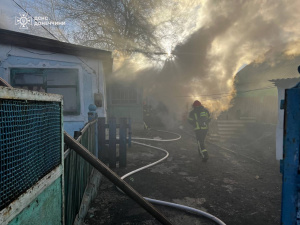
10;68;80;115
110;83;139;105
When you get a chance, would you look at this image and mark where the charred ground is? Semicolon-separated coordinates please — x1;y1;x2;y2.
84;125;281;225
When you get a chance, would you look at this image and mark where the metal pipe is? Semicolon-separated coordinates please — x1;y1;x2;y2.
63;131;173;225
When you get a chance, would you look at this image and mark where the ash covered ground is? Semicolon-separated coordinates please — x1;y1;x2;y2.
84;125;281;225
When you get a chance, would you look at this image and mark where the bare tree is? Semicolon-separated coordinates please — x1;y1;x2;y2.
17;0;170;59
58;1;163;53
17;0;203;60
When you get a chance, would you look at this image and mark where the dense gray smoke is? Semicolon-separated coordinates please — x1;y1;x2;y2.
140;0;300;126
13;0;300;126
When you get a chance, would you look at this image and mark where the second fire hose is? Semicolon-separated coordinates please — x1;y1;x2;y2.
63;131;173;225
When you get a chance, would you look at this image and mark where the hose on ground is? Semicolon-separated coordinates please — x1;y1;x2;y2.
63;131;173;225
122;141;169;180
145;197;226;225
131;129;181;142
125;129;227;225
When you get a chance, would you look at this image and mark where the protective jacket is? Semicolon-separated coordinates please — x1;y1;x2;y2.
188;106;211;130
143;104;152;117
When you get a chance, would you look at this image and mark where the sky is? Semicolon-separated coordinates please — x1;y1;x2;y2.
0;0;19;30
0;0;62;37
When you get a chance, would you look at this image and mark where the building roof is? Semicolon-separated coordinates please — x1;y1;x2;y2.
0;28;112;60
269;77;300;88
235;55;300;91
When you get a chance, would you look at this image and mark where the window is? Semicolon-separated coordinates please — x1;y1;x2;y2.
11;68;80;115
111;83;138;105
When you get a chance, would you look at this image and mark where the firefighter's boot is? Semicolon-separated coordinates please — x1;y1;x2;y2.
202;149;208;162
197;141;208;162
144;122;148;130
197;141;202;156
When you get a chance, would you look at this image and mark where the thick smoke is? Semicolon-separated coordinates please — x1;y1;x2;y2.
139;0;300;125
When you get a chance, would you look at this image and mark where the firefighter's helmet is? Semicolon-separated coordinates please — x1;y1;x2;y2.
192;100;202;107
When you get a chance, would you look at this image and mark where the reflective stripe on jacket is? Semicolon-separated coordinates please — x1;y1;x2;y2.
188;106;210;130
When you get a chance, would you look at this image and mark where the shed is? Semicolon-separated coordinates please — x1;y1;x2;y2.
0;28;112;134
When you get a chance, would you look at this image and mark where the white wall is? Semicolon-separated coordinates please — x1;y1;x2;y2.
0;43;108;134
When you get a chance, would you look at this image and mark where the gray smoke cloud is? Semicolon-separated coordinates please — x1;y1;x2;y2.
6;0;300;127
139;0;300;125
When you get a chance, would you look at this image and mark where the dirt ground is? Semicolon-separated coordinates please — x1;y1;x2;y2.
84;125;282;225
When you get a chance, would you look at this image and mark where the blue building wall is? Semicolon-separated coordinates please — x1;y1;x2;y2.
280;83;300;224
0;44;107;135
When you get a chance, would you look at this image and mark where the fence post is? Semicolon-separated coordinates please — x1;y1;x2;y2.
119;118;127;168
98;117;106;161
128;118;132;148
88;104;97;122
74;131;82;139
109;117;116;168
88;104;98;158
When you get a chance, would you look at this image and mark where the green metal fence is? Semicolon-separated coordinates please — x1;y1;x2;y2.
64;119;97;225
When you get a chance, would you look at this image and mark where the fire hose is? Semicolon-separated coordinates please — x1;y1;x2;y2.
64;132;173;225
127;129;227;225
64;129;226;225
0;78;224;224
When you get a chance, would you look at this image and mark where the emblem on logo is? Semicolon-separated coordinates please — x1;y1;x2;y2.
15;13;32;29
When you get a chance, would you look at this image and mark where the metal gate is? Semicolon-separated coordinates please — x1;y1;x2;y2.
280;82;300;225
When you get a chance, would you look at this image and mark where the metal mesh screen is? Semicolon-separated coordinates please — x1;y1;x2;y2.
0;99;61;211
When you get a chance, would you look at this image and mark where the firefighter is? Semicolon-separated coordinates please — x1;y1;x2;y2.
143;101;152;130
188;100;211;162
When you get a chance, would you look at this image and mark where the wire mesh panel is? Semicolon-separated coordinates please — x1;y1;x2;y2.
0;99;61;211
